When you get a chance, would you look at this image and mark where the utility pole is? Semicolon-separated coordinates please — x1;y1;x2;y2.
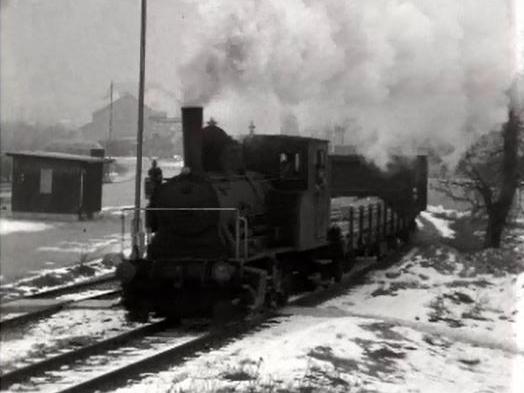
132;0;147;256
108;81;114;158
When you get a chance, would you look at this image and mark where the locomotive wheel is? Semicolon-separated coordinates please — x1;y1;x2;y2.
242;267;268;312
122;288;150;323
212;300;239;324
269;259;292;307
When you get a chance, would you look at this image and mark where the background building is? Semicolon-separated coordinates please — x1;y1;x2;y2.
80;93;181;157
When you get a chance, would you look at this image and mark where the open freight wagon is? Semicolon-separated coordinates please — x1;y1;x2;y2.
327;154;428;258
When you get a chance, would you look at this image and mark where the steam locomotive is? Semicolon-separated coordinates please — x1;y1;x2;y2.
116;106;427;318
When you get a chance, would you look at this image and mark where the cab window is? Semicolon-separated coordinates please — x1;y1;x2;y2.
316;149;326;168
280;152;301;178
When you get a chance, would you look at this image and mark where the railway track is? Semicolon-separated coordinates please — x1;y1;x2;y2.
1;274;117;304
0;245;414;393
0;276;120;329
0;319;174;391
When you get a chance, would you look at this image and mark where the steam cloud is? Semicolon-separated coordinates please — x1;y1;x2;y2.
2;0;518;165
174;0;516;165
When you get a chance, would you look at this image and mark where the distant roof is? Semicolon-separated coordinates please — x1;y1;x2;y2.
6;151;111;163
92;93;165;118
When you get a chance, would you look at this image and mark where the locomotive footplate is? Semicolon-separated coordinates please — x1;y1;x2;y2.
150;258;242;288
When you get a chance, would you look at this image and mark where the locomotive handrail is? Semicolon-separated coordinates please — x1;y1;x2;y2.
119;207;248;259
239;216;249;258
120;207;240;211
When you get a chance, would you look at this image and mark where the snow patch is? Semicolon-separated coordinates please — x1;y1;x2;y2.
37;238;119;254
427;205;468;219
0;219;54;235
0;257;117;301
421;211;456;238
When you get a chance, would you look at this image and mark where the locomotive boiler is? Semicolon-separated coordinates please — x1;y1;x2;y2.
116;106;427;319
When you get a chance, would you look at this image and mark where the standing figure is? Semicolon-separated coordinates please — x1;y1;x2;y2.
145;159;163;236
145;159;163;199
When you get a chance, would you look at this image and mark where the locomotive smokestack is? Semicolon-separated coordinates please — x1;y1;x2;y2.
181;106;203;173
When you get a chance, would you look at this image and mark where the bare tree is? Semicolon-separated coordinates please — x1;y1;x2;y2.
437;108;523;248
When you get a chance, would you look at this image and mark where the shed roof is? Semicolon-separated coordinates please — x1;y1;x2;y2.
6;151;111;163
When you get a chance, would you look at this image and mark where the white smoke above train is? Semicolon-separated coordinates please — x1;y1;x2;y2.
171;0;516;165
1;0;520;165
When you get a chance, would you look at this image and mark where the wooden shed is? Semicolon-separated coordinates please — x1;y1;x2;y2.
6;151;107;219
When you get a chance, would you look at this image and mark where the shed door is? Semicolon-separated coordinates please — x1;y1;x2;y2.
50;166;82;214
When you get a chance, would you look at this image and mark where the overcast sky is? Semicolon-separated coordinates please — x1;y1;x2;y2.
0;0;195;126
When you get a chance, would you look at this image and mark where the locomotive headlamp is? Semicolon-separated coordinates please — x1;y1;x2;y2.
212;261;233;282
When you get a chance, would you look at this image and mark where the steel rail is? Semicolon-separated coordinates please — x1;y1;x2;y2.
0;319;170;390
0;287;121;330
1;274;117;305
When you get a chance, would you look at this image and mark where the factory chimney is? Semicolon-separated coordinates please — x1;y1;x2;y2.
181;106;203;173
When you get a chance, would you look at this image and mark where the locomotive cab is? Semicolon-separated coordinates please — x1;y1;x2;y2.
243;135;330;250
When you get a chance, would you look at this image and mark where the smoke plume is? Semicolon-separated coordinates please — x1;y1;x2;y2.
2;0;518;164
174;0;515;165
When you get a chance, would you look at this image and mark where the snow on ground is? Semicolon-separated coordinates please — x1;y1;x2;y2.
0;255;119;301
321;247;523;350
37;237;120;254
426;205;469;220
1;156;179;285
112;208;524;393
0;306;141;373
114;313;520;393
101;205;135;216
0;219;54;235
419;211;455;238
0;214;125;284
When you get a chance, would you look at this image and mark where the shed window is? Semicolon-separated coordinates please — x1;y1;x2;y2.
40;168;53;194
